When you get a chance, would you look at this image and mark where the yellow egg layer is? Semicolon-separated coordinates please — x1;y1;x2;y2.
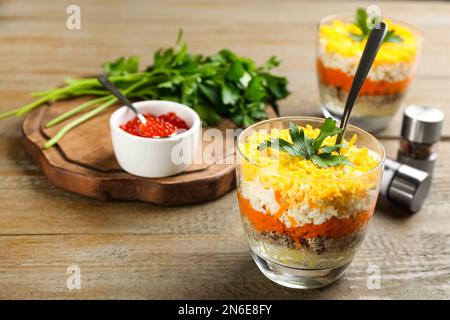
239;125;382;213
319;19;420;65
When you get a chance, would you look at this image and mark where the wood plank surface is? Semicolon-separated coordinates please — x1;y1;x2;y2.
1;0;450;299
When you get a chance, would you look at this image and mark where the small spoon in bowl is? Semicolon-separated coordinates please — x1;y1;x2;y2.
335;21;387;145
97;75;147;125
98;75;176;138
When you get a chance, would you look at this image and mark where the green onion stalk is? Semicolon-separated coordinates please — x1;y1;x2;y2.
43;76;149;149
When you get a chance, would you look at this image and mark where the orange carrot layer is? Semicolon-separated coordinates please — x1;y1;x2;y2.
238;193;372;243
317;59;411;96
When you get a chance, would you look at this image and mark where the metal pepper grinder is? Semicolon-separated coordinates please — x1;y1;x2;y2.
379;105;443;212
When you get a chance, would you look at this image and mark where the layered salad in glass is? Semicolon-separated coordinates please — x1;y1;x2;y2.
236;117;384;287
317;9;422;132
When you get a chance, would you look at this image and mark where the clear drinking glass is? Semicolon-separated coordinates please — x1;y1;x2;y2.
317;14;423;132
236;117;385;289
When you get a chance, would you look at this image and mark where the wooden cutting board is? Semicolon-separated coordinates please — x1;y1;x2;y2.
22;96;276;205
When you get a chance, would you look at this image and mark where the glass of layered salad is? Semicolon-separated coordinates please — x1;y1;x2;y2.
236;117;385;288
317;10;422;132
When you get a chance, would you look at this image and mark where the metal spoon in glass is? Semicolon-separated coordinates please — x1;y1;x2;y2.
335;21;388;146
97;75;177;138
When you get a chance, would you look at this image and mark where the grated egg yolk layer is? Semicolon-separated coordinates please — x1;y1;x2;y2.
239;124;382;213
319;19;420;65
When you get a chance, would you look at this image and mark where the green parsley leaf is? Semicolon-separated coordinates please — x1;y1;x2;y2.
313;117;342;153
199;83;221;106
175;29;184;46
259;137;304;158
192;104;222;126
311;154;354;168
349;33;366;42
384;29;403;43
350;7;403;44
244;76;266;102
320;144;346;154
226;60;245;82
221;82;240;105
258;118;353;168
289;122;302;143
247;102;267;120
102;56;139;76
355;8;370;35
239;72;252;88
259;56;280;71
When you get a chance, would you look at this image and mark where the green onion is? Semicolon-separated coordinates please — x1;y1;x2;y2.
43;78;148;149
45;95;112;128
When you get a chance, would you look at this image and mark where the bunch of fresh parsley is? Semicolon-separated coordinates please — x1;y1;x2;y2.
350;8;402;43
141;37;289;127
1;30;289;148
258;118;353;168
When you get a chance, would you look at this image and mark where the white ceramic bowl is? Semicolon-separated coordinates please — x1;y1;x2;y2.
110;100;201;178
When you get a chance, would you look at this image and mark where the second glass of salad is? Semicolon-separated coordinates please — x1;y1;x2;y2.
317;9;423;132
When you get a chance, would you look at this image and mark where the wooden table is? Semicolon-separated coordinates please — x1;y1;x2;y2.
1;0;449;299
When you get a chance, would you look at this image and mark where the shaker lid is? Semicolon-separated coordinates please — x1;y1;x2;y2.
401;105;444;144
388;163;431;212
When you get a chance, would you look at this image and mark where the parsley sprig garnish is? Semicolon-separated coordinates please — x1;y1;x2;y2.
258;118;353;168
350;8;403;43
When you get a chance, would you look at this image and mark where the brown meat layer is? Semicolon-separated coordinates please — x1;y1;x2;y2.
243;218;366;255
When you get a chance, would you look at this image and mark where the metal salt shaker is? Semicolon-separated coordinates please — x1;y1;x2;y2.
380;158;431;212
397;105;444;176
379;105;443;212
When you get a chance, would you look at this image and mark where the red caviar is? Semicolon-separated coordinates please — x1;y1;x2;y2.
120;112;189;138
158;112;189;130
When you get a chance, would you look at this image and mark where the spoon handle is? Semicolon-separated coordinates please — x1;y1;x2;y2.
97;75;147;124
336;21;387;144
